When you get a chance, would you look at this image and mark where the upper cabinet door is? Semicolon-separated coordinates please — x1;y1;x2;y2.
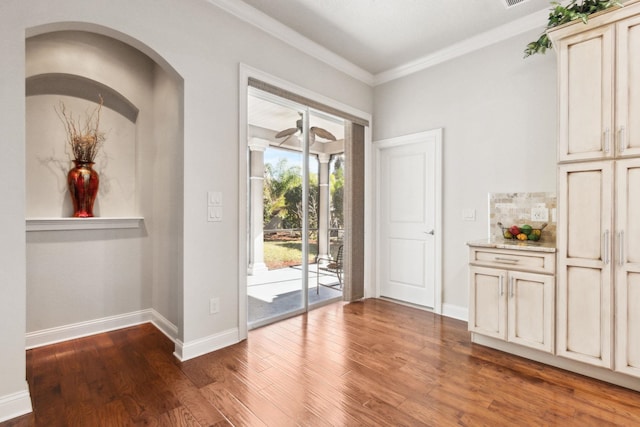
616;15;640;158
557;25;615;162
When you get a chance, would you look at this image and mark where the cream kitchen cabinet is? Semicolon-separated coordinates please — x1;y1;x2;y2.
468;246;555;354
557;158;640;376
551;1;640;379
556;161;613;368
549;2;640;162
615;158;640;378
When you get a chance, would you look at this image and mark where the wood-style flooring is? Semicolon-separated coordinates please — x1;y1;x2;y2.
3;299;640;426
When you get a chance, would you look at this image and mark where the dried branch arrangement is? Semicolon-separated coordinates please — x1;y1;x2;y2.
57;95;106;163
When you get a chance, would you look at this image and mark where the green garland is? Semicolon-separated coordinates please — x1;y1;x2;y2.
524;0;623;57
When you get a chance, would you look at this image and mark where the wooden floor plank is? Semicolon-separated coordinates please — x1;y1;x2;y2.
4;298;640;426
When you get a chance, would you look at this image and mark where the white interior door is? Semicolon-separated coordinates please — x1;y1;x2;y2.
376;130;442;310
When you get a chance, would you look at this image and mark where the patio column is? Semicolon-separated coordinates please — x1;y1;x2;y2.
248;138;269;275
317;153;331;263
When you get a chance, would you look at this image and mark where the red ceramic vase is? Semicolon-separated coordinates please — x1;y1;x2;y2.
67;160;99;217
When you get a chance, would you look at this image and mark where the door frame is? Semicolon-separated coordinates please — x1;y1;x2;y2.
374;129;443;314
238;64;373;340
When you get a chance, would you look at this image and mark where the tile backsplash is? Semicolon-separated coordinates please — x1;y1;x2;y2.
489;192;556;243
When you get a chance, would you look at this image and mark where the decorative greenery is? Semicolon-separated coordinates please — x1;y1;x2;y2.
57;95;105;162
524;0;623;57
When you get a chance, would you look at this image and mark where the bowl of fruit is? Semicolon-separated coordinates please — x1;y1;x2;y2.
498;222;547;241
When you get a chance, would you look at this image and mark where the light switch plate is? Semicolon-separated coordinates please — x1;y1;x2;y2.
208;191;222;206
462;208;476;221
208;206;222;222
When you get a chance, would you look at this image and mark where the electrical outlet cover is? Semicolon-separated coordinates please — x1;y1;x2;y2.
531;207;549;222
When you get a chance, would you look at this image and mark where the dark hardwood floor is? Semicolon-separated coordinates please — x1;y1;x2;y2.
4;299;640;426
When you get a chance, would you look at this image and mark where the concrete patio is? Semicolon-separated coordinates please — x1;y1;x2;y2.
247;263;342;325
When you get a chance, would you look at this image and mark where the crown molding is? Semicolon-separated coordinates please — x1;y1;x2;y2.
373;8;550;85
207;0;375;86
209;0;549;87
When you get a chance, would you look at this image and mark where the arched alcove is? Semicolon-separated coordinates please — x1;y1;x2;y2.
24;29;184;347
27;73;139;122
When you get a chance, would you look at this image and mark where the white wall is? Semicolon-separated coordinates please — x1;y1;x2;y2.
0;0;372;418
146;65;184;331
25;31;172;333
373;29;557;315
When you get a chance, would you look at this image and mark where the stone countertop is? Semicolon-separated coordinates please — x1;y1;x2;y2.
467;238;557;253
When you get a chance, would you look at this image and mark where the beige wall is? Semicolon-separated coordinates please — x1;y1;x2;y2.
25;30;183;334
373;29;557;317
0;0;372;418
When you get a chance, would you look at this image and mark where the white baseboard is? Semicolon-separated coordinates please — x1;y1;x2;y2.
0;382;32;423
25;309;178;349
25;309;242;362
442;303;468;322
174;328;240;361
149;309;179;342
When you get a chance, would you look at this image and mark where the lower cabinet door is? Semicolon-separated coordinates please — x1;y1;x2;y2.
615;158;640;377
616;270;640;377
507;271;555;353
469;266;507;340
557;161;613;368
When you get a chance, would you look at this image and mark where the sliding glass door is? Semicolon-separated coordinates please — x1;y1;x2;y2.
247;88;344;328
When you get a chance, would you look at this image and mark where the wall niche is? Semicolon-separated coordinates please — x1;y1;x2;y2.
25;30;184;341
25;31;151;219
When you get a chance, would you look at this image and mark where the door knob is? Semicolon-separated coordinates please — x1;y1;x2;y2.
425;230;435;235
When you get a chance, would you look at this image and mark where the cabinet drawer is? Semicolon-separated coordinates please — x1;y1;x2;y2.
470;247;555;274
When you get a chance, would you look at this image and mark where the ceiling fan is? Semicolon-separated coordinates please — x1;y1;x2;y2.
274;114;336;145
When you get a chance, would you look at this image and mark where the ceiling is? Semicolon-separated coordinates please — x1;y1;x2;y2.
238;0;552;79
241;0;554;147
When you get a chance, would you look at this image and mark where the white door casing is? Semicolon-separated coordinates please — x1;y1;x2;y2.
238;64;373;340
375;129;442;311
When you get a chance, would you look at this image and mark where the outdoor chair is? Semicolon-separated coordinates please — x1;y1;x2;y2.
315;244;343;294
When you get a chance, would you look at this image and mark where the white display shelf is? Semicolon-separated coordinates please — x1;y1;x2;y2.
26;217;144;231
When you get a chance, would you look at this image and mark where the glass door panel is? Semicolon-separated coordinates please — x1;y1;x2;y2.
309;111;344;306
247;92;307;328
247;90;345;327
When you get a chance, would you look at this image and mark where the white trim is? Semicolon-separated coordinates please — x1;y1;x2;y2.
374;129;444;314
442;303;469;322
173;328;239;362
239;64;374;331
0;382;32;423
149;309;180;342
26;217;144;231
207;0;549;86
374;9;549;85
25;309;178;349
242;64;372;123
209;0;374;85
238;65;250;341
